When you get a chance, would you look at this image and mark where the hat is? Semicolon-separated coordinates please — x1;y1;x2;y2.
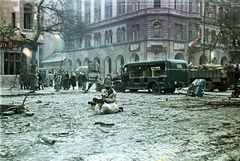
97;99;105;104
104;84;111;89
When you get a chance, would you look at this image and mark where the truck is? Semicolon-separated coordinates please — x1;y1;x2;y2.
188;64;236;92
114;59;189;94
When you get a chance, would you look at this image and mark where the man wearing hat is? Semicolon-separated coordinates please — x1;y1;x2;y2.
101;84;117;103
92;99;122;114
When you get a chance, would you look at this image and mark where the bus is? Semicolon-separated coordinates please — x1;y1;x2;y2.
115;59;188;94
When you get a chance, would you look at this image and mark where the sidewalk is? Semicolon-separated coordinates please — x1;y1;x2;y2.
0;84;233;97
0;84;96;97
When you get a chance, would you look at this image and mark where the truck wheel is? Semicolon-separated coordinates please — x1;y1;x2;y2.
152;83;160;94
113;83;123;92
205;81;214;92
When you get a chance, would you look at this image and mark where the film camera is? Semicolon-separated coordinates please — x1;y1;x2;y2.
88;98;99;106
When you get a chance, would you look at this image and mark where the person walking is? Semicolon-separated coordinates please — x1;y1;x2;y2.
63;71;69;90
95;74;103;92
235;64;240;86
38;71;44;90
104;73;112;87
70;73;77;90
82;72;87;91
48;71;54;87
55;72;62;92
77;72;83;90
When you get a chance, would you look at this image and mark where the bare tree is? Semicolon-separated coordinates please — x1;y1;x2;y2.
0;0;88;92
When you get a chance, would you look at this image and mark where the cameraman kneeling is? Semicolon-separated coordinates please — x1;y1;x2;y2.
91;99;122;115
101;85;117;103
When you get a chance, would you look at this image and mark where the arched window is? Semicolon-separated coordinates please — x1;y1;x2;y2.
130;53;139;62
84;58;90;66
212;57;217;64
75;59;81;69
221;56;228;66
174;53;184;60
199;54;208;65
153;21;162;38
24;4;33;29
68;59;72;67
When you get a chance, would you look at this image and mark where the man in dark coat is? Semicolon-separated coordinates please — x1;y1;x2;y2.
38;71;44;90
63;71;69;90
70;73;77;90
77;72;83;90
82;72;87;91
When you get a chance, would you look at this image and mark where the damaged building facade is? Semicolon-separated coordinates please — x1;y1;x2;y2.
56;0;240;78
0;0;43;85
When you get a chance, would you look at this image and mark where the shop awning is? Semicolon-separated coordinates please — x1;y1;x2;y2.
42;53;66;63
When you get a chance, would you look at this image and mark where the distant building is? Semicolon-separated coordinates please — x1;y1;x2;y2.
56;0;240;78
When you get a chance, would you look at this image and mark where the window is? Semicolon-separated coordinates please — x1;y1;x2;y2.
211;30;216;43
94;32;101;47
76;0;82;16
109;30;113;44
117;27;125;42
189;30;193;41
153;21;162;38
105;0;112;19
68;60;72;67
133;0;140;11
85;35;91;47
117;0;125;15
105;30;112;45
4;52;21;75
174;0;177;9
12;13;15;27
205;29;209;43
85;1;90;24
174;24;183;40
77;36;82;48
132;25;139;40
154;0;161;8
24;4;32;29
94;1;101;22
189;1;192;12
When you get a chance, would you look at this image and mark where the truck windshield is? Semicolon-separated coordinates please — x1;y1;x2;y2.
169;63;187;69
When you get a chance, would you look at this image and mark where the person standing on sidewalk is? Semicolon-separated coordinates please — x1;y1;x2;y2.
38;71;44;90
104;73;112;87
48;71;54;87
63;71;69;90
82;72;87;91
70;73;77;90
77;72;83;90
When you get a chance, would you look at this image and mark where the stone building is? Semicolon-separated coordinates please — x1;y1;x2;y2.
58;0;239;79
0;0;43;86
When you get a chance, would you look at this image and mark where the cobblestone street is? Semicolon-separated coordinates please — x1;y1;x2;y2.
0;86;240;161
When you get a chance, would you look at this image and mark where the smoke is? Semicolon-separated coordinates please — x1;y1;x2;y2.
22;48;32;57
